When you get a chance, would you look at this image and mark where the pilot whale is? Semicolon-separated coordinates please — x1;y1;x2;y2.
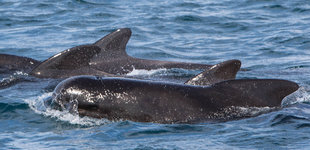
51;75;298;124
0;54;241;91
0;54;41;74
0;28;217;79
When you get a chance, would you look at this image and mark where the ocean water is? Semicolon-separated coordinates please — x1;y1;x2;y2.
1;0;310;149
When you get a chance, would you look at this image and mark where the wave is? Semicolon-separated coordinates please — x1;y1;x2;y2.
0;71;32;89
126;68;199;83
0;102;29;113
25;92;110;126
282;85;310;106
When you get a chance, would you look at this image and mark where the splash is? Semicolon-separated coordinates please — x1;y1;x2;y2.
282;86;310;106
0;71;30;89
126;68;200;83
25;92;110;126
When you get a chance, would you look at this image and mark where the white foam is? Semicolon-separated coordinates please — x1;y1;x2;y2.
1;76;15;83
1;71;28;82
25;92;110;126
126;68;168;76
282;86;310;106
295;87;310;103
13;71;28;76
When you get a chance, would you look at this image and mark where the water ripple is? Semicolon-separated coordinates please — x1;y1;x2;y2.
1;0;310;149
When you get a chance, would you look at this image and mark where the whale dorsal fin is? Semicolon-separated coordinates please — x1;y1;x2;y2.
92;28;132;59
185;59;241;86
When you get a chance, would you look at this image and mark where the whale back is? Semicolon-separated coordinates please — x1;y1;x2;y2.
52;77;299;123
206;79;299;107
0;54;40;73
29;29;132;78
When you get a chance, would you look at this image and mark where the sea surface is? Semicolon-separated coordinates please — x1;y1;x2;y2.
0;0;310;149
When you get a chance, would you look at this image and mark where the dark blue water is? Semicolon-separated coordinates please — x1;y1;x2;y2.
1;0;310;149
